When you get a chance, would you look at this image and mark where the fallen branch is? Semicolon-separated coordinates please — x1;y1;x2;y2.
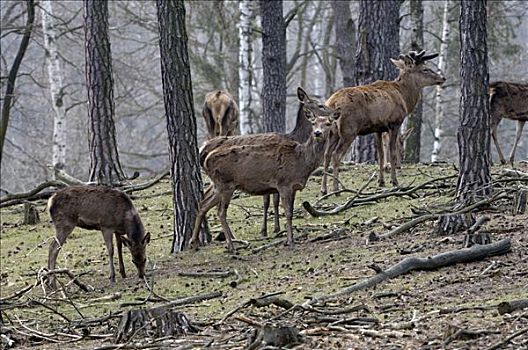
487;326;528;350
39;268;94;292
177;270;234;278
498;299;528;315
0;180;66;204
305;238;511;305
122;168;170;194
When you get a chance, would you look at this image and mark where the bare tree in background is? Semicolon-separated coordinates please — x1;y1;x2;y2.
156;0;208;253
0;0;35;166
259;0;287;133
431;0;452;163
435;0;491;235
353;0;400;163
404;0;424;163
41;0;67;172
331;0;355;89
84;0;125;184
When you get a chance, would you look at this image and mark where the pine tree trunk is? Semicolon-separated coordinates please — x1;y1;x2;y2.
431;0;452;163
404;0;424;163
331;0;355;88
42;0;67;173
238;0;254;135
84;0;125;185
156;0;209;253
435;0;491;235
259;0;286;133
353;0;400;163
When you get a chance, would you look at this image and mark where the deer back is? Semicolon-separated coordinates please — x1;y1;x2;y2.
489;81;528;125
202;90;239;138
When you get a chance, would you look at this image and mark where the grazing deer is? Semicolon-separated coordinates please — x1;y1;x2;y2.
47;186;150;287
489;81;528;165
199;87;332;237
382;127;414;171
202;90;240;139
190;107;341;253
321;50;445;194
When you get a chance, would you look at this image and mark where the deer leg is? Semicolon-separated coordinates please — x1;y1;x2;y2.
491;121;507;165
272;192;281;234
279;188;295;248
389;128;400;187
47;222;74;289
260;195;270;238
508;120;525;166
217;190;236;254
332;137;354;193
115;233;126;278
375;132;385;187
321;133;339;195
102;228;116;285
190;187;220;249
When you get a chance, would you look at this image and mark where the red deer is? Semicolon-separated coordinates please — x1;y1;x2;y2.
47;186;150;287
190;107;340;253
202;90;240;139
199;87;332;237
489;81;528;165
321;50;445;194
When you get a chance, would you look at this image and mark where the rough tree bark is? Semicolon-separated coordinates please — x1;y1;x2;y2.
431;0;452;163
353;0;400;163
331;0;355;89
156;0;209;253
42;0;67;172
404;0;424;163
435;0;491;235
84;0;126;185
259;0;287;133
0;0;35;165
238;0;254;135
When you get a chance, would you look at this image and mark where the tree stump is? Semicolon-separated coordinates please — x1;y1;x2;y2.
114;308;197;343
434;212;474;236
262;324;301;347
23;202;39;225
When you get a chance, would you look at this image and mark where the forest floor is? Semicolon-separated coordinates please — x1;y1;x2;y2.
1;163;527;350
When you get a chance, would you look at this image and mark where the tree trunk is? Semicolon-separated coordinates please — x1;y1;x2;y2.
435;0;491;235
41;0;67;173
404;0;424;163
84;0;125;185
431;0;452;163
238;0;254;135
353;0;400;163
259;0;287;133
156;0;209;253
331;0;355;89
0;0;35;166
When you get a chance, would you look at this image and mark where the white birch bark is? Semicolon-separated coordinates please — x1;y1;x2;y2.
41;0;67;172
431;0;451;163
238;0;253;135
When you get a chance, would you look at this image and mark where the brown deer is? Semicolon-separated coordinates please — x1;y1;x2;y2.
489;81;528;165
202;90;240;139
190;107;340;253
321;50;445;194
47;186;150;287
199;87;332;237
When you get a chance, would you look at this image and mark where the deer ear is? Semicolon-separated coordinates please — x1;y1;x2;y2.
297;87;309;103
121;236;132;248
331;108;341;121
142;232;151;246
390;58;406;70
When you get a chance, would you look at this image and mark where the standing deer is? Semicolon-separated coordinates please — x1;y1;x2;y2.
199;87;332;237
489;81;528;165
190;107;340;253
47;186;150;287
321;50;445;194
202;90;240;139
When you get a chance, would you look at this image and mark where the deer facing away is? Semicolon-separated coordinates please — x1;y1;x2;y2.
489;81;528;165
321;50;445;194
47;186;150;287
202;90;240;139
190;107;340;253
199;87;333;237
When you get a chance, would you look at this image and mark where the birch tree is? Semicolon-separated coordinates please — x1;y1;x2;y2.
41;0;66;172
238;0;254;135
431;0;452;163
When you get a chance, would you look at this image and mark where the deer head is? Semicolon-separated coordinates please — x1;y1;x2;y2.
390;50;445;87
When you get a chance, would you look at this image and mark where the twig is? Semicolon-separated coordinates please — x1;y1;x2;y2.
122;168;170;193
0;180;66;203
487;326;528;350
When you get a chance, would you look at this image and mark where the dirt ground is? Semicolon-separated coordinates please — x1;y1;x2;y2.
1;163;527;349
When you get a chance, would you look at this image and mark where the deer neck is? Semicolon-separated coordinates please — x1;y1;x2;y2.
395;73;421;115
301;135;327;171
287;103;312;143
